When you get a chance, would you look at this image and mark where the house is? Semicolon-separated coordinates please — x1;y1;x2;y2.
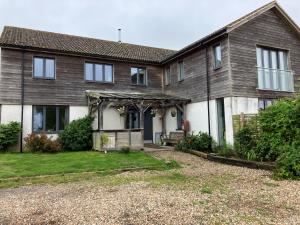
0;1;299;151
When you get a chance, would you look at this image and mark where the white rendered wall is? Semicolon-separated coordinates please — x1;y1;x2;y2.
152;115;162;143
103;107;124;130
69;106;88;121
165;107;178;135
224;97;258;144
186;101;209;135
1;105;22;123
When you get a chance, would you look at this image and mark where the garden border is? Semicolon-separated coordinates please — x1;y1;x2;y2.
186;149;275;171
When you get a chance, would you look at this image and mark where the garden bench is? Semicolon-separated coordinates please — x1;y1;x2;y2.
162;131;184;146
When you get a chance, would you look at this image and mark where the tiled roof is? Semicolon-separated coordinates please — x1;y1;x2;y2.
0;26;176;64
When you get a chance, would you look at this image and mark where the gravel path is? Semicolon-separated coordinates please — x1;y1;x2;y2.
0;150;299;225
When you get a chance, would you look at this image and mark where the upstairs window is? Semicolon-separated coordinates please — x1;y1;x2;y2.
178;61;184;81
85;62;113;83
213;44;222;69
33;57;55;79
256;47;293;92
131;67;146;85
165;67;170;86
33;105;69;133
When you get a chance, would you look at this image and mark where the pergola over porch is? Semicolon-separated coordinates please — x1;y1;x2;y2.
86;90;190;150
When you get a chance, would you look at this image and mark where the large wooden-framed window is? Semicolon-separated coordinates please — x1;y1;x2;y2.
33;57;55;79
32;105;69;133
85;62;113;83
256;46;293;92
213;44;222;69
131;67;147;85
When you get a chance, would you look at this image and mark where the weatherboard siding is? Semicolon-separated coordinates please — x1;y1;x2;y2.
229;8;300;98
163;37;230;102
0;48;163;105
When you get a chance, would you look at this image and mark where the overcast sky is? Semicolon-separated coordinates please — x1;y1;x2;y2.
0;0;299;50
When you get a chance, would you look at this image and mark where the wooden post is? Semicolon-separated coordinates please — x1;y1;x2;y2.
137;102;145;147
161;108;166;138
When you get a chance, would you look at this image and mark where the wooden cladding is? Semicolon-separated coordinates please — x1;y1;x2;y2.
0;49;163;106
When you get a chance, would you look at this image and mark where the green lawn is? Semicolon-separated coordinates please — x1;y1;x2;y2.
0;151;178;179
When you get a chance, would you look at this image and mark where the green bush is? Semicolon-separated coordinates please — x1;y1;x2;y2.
214;141;235;157
59;116;94;151
0;122;21;151
256;98;300;161
234;123;258;160
274;145;300;180
175;132;214;153
24;133;61;153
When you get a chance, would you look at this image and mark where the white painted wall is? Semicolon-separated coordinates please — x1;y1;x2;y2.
224;97;258;144
152;115;162;143
1;105;22;123
165;107;178;135
103;107;124;130
69;106;88;121
23;105;32;138
186;101;209;134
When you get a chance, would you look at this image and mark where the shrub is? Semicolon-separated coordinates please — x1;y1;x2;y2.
274;145;300;180
175;132;214;153
214;141;235;157
24;133;61;153
256;98;300;161
100;133;109;150
59;116;94;151
0;122;21;151
234;123;258;160
121;146;130;154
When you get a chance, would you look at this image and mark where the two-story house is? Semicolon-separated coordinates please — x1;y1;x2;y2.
0;1;299;150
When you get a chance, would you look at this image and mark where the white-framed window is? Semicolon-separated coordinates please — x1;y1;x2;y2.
33;105;69;133
178;61;184;81
165;67;170;86
85;62;113;83
131;67;146;85
213;44;222;69
33;57;55;79
256;47;293;92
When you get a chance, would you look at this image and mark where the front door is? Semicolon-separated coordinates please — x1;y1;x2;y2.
144;108;153;142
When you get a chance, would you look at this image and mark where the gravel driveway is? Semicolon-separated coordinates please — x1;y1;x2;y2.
0;150;299;225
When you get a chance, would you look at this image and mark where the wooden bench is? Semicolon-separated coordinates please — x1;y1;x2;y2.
162;131;184;146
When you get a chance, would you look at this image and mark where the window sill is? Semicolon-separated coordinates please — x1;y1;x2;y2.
131;84;147;87
32;77;56;80
85;80;114;84
178;79;184;82
256;88;294;93
213;66;222;71
32;131;62;135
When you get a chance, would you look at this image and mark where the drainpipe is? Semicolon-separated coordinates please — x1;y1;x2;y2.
205;47;212;151
20;50;25;153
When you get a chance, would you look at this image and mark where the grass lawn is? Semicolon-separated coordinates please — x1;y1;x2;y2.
0;151;178;181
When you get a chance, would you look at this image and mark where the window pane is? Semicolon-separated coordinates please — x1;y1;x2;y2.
178;62;184;80
262;49;271;89
104;65;113;82
45;106;56;132
85;63;94;81
45;59;55;78
138;68;145;85
34;58;44;77
59;106;68;131
95;64;103;81
270;51;278;90
256;47;262;67
33;106;44;132
131;68;138;84
214;45;222;68
165;68;170;85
